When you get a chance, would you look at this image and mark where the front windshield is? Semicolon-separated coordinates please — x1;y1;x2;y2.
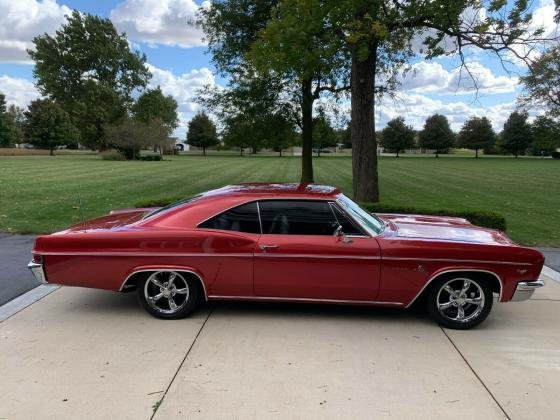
142;195;202;219
337;194;385;235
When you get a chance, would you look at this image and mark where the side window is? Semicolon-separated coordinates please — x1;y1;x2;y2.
259;200;337;235
330;203;364;236
198;202;261;234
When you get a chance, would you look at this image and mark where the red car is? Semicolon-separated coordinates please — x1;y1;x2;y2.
28;183;545;329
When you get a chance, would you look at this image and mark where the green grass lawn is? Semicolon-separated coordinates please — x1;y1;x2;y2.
1;154;559;246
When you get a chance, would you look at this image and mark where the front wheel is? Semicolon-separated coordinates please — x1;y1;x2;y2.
137;271;199;319
427;276;493;330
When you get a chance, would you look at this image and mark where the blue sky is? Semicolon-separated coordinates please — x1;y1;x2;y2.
0;0;558;138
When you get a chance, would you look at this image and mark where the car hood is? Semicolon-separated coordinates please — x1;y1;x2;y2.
63;208;155;232
378;213;515;246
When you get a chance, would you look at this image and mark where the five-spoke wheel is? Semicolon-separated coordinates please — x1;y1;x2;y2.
137;271;200;319
427;276;493;329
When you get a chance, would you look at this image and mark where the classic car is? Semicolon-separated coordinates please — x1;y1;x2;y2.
28;183;545;329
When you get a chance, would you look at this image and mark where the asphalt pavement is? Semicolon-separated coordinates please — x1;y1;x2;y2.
0;234;39;306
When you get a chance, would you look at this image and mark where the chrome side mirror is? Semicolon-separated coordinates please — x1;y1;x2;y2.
334;225;353;244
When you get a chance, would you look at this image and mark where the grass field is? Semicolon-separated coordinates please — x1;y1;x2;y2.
1;154;559;246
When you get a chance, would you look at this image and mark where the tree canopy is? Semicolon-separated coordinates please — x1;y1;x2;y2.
419;114;455;157
0;93;21;147
24;99;79;155
520;46;560;118
186;112;219;155
29;11;151;150
380;117;415;158
529;115;560;156
501;111;532;158
458;117;496;158
132;87;179;135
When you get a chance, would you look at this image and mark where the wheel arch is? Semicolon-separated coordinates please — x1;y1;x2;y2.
119;266;208;301
406;268;503;308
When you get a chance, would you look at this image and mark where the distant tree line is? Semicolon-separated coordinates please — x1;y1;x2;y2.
379;111;560;158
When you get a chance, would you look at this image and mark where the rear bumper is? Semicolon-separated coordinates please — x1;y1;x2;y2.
511;279;545;302
27;261;48;284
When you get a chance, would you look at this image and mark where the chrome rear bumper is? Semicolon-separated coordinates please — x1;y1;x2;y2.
27;261;48;284
511;279;545;302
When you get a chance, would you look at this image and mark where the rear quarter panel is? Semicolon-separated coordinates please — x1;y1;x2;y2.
35;228;258;296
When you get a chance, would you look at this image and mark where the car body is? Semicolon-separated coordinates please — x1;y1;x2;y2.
29;183;545;329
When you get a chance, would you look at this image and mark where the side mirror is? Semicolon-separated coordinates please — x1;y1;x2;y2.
334;225;353;244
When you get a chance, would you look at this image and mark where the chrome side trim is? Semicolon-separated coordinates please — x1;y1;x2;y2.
35;251;252;258
119;268;208;300
384;257;532;266
254;254;380;260
207;295;404;306
27;261;48;284
405;269;504;308
511;279;545;302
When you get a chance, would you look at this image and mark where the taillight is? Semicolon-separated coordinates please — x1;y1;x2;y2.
32;254;43;264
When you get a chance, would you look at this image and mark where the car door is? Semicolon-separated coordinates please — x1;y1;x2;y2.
253;199;381;301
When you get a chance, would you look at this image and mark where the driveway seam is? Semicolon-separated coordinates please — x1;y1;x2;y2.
150;307;214;419
440;327;511;420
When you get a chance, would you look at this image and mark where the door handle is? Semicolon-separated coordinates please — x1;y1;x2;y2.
259;244;279;251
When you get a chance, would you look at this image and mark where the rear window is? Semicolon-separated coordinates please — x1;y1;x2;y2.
198;202;261;234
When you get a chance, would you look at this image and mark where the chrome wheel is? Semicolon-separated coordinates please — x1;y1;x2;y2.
436;278;485;324
143;271;190;315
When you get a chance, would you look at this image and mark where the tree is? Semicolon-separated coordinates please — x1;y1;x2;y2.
132;87;179;134
29;11;151;150
250;1;348;182
458;117;496;158
327;0;556;201
312;109;338;157
419;114;455;157
186;112;218;156
24;99;79;155
529;116;560;156
380;117;415;158
520;46;560;118
501;111;532;158
0;93;23;147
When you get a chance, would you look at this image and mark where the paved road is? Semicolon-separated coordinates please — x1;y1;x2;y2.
539;248;560;272
0;234;39;306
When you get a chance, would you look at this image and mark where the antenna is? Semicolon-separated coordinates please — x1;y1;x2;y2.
76;193;85;227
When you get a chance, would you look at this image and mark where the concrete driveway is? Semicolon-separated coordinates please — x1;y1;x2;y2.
1;273;559;419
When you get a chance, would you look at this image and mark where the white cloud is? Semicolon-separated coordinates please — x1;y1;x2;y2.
0;0;71;64
110;0;208;48
0;75;41;107
146;63;216;137
401;61;518;95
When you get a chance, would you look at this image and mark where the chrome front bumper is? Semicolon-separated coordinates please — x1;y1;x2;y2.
27;261;48;284
511;279;545;302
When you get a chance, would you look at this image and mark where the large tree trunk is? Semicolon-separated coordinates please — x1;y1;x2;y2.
300;78;314;183
350;46;379;202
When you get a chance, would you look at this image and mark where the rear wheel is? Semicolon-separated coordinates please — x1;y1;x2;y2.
137;271;199;319
427;276;493;330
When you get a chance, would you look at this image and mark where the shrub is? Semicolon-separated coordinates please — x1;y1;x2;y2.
360;203;507;231
139;154;163;161
552;151;560;159
99;150;125;161
134;196;183;208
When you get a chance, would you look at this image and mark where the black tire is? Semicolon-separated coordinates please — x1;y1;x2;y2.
137;271;200;319
427;275;493;330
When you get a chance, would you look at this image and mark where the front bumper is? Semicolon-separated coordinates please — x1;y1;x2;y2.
27;261;48;284
511;279;545;302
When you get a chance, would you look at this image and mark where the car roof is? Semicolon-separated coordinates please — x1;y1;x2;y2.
198;183;341;199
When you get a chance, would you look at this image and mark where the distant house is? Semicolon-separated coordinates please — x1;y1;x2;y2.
175;141;190;152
